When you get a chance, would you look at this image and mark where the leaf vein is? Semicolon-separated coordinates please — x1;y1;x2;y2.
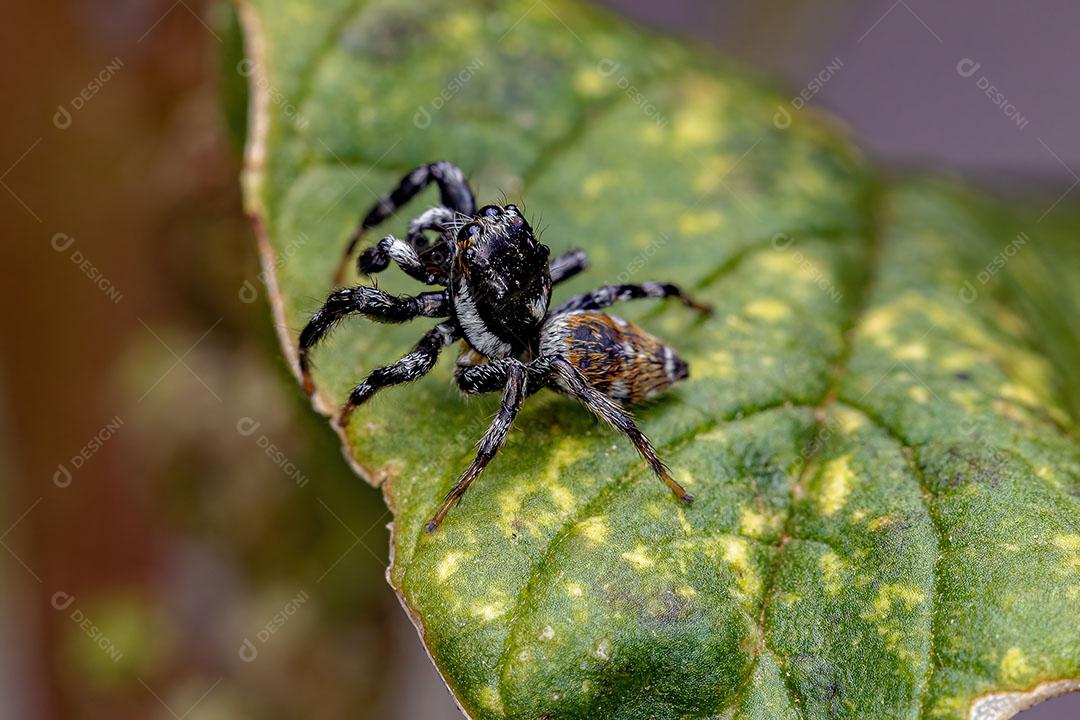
748;181;884;719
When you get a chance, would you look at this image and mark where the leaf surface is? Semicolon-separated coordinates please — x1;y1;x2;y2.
236;0;1080;717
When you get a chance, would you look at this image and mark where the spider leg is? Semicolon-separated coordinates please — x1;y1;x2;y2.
548;356;693;503
454;351;550;396
357;234;449;285
553;281;711;316
298;286;448;394
425;359;529;532
356;207;456;283
340;322;459;426
335;161;475;285
548;248;589;285
405;206;456;248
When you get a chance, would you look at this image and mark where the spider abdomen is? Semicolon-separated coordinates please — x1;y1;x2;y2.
540;310;689;405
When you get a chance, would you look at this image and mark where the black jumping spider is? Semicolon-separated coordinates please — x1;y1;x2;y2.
299;161;711;532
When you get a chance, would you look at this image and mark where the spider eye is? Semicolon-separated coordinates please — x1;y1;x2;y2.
505;204;519;213
460;223;481;239
480;205;501;217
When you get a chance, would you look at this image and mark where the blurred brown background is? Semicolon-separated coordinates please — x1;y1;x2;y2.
2;1;1077;718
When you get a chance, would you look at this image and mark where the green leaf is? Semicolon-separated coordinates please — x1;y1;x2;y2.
235;0;1080;717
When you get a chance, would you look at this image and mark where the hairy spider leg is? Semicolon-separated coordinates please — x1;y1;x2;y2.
358;235;446;285
340;322;460;426
554;281;712;316
548;248;590;285
357;206;457;281
336;161;475;285
298;285;448;395
454;354;550;396
549;356;693;504
425;360;528;532
405;205;456;248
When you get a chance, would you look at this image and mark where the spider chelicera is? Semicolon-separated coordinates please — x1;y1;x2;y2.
298;161;712;532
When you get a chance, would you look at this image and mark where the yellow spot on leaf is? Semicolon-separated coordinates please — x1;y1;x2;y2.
895;342;927;360
868;585;926;618
703;349;735;377
676;507;694;535
567;583;584;597
739;507;781;538
639;123;665;145
622;546;655;568
868;514;899;532
573;66;607;96
817;455;855;517
673;109;718;147
577;516;609;544
677;210;724;236
437;551;466;582
476;685;502;714
745;299;790;321
739;507;767;537
1054;534;1080;573
908;385;930;403
999;647;1033;684
691;155;735;194
444;14;480;41
835;407;865;433
999;382;1041;407
861;584;927;662
719;537;761;599
472;602;507;622
549;484;575;513
862;306;898;337
819;551;843;596
582;171;616;198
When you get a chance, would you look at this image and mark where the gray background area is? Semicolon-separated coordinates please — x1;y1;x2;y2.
391;1;1080;717
600;0;1080;189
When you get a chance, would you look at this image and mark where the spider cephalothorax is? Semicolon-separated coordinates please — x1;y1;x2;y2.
299;161;711;532
451;204;552;358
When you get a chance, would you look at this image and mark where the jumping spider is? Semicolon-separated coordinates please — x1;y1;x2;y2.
299;161;711;532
